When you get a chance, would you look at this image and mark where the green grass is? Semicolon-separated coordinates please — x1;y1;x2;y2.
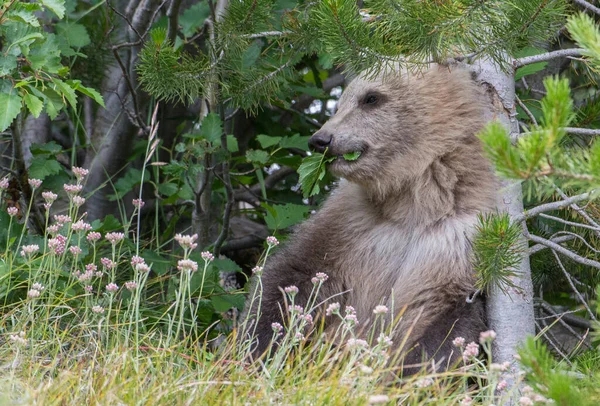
0;173;596;405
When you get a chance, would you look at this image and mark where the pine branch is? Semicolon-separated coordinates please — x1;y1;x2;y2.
514;48;586;67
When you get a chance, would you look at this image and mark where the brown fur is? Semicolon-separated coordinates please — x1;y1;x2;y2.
244;66;497;373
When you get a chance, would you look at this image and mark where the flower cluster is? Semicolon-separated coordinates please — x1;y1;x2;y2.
125;281;138;291
311;272;328;284
20;244;40;257
48;234;67;255
266;236;279;247
87;231;101;242
105;232;125;245
373;305;388;315
132;199;145;209
326;302;340;316
201;251;214;262
72;220;92;232
462;341;480;362
28;178;42;189
105;283;119;293
177;259;198;272
175;233;198;250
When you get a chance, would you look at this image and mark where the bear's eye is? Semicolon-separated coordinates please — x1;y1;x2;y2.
363;94;378;105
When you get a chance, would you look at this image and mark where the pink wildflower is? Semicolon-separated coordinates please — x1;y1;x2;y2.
266;236;279;246
72;220;92;232
125;281;138;291
177;259;198;272
452;337;466;347
28;178;42;189
72;167;89;181
7;207;18;216
101;257;116;270
87;231;101;242
0;177;8;189
105;283;119;293
479;330;497;343
462;342;480;362
174;233;198;250
326;302;340;316
105;232;125;245
373;305;388;314
48;235;67;255
64;184;83;195
132;199;145;209
201;251;214;262
20;244;40;257
69;246;82;256
92;305;104;314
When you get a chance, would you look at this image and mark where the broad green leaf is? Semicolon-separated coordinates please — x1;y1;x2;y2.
23;94;43;118
0;91;22;132
67;80;105;107
179;2;210;37
280;133;310;151
246;149;270;164
30;141;62;156
28;34;62;73
29;157;62;179
213;258;242;273
211;294;245;312
226;134;239;152
41;0;66;19
9;9;40;27
158;182;179;196
298;152;335;198
40;88;64;119
257;134;282;148
51;78;77;108
264;203;311;230
0;55;17;76
5;33;43;55
200;113;222;144
56;22;91;48
108;168;150;201
514;47;548;81
343;151;361;161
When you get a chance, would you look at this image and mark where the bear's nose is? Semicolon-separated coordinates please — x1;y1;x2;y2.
308;131;332;153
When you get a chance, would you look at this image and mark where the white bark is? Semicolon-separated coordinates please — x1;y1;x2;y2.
471;59;535;369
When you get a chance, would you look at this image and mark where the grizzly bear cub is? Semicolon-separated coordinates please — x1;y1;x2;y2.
244;66;497;373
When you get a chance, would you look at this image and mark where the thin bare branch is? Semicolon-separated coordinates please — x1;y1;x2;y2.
551;250;598;322
538;213;600;232
515;192;595;222
572;0;600;16
529;235;576;255
515;95;538;127
523;230;600;269
514;48;585;68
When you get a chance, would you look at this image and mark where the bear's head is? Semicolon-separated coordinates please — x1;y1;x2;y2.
308;66;487;192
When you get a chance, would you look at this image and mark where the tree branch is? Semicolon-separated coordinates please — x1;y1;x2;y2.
167;0;183;43
551;250;598;322
524;230;600;269
514;48;586;68
572;0;600;16
515;192;594;222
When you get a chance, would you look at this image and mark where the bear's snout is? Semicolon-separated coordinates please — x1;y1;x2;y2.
308;131;333;153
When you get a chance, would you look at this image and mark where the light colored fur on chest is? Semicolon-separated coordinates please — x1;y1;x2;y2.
320;183;479;322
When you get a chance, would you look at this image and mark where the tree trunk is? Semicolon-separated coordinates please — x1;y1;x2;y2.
472;59;536;372
83;0;163;221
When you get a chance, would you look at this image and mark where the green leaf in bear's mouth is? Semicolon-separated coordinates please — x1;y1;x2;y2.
342;151;361;161
298;150;336;198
